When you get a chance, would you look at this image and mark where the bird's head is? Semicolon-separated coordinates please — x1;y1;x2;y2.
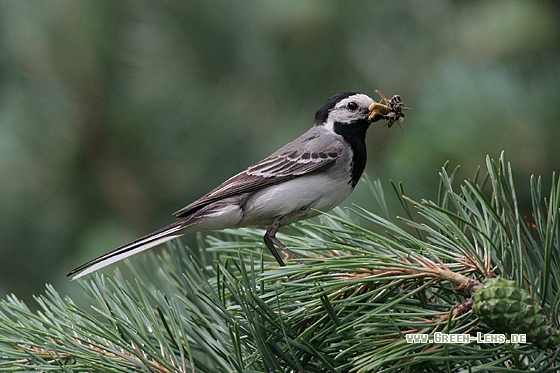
314;92;374;129
315;91;408;131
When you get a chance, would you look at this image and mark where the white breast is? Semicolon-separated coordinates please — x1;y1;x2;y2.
238;173;354;227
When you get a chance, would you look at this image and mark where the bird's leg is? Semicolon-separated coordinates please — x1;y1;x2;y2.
264;217;299;266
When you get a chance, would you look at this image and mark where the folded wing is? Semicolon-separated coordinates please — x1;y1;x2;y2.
174;138;343;217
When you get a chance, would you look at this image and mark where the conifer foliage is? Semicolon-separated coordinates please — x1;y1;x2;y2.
0;153;559;372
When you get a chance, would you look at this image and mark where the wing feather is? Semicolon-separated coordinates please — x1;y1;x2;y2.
174;139;343;217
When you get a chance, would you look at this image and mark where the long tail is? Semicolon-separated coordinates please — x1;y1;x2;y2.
67;221;185;280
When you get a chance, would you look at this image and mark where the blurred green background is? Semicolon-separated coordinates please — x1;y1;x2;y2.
0;0;559;304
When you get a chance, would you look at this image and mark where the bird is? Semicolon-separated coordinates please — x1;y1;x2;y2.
68;91;407;280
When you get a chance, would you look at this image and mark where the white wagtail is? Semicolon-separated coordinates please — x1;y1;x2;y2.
68;91;407;279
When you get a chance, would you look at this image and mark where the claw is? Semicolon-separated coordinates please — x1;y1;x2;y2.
264;217;299;266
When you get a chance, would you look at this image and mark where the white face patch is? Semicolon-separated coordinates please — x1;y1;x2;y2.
323;93;374;133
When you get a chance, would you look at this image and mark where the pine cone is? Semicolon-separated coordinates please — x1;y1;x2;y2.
472;277;558;349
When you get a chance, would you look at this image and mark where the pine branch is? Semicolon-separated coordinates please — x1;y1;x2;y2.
0;152;559;372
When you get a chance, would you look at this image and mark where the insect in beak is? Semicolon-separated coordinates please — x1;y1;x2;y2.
368;90;410;127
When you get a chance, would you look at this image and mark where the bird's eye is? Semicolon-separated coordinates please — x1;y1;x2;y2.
347;101;358;111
